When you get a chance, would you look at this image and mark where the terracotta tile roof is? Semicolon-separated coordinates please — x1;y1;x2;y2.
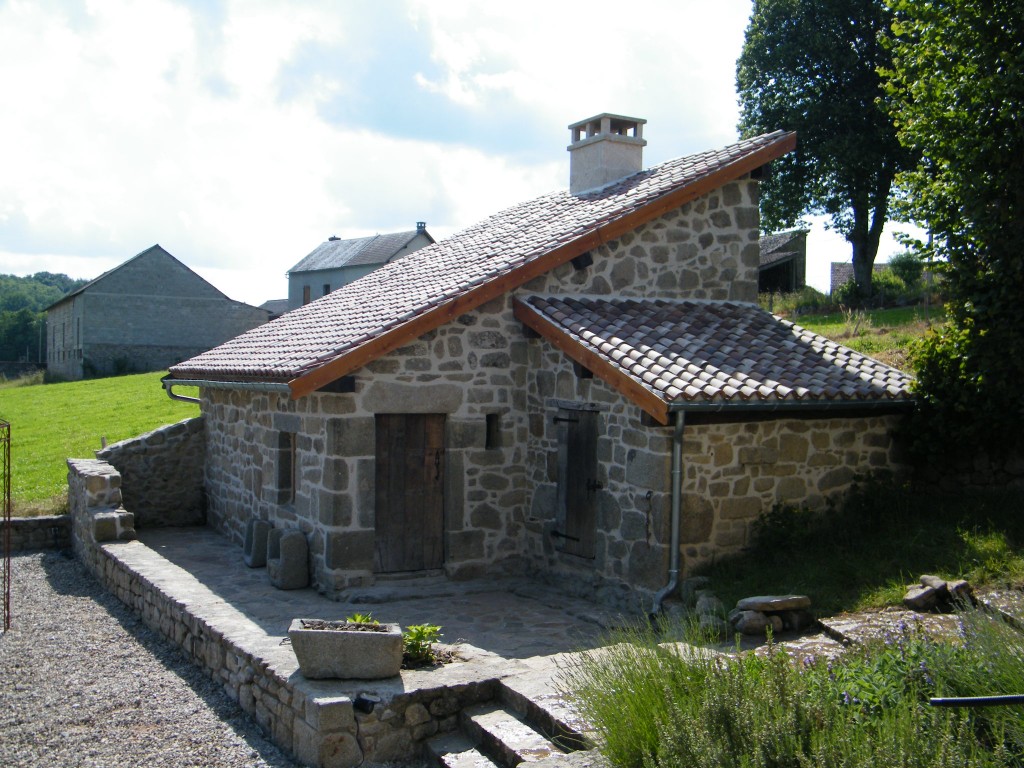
514;295;914;422
169;131;796;394
288;230;428;273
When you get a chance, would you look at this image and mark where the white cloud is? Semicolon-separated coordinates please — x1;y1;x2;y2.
1;1;808;308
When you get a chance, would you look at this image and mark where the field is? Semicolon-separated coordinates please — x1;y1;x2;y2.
784;304;943;372
0;371;198;515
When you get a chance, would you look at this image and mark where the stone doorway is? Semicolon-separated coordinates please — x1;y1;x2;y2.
373;413;445;573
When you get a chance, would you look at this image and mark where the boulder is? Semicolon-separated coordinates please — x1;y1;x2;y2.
734;610;771;636
903;584;939;611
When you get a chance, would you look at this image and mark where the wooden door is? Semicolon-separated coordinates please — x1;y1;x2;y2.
374;414;445;573
560;408;598;558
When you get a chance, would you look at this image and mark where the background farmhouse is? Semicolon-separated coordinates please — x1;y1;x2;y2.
46;244;269;380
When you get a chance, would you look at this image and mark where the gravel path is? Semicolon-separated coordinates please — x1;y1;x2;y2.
0;551;301;767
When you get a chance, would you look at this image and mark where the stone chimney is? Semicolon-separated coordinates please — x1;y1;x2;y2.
568;113;647;194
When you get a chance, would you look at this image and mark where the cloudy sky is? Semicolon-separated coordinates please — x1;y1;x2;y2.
0;0;908;306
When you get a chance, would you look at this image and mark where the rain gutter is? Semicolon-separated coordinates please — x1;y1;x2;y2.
666;398;914;415
161;375;292;404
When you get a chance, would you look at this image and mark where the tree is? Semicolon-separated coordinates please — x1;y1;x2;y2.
737;0;917;297
883;0;1024;460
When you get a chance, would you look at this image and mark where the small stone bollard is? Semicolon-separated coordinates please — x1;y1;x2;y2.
267;528;309;590
243;519;271;568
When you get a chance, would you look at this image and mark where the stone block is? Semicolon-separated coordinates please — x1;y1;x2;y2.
243;519;271;568
303;695;358;732
325;530;375;570
327;417;375;457
447;530;485;561
736;595;812;612
267;528;309;590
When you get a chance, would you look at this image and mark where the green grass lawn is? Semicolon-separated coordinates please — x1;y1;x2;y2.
789;305;945;371
0;371;198;514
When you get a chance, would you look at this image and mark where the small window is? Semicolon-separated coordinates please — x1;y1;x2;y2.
322;283;331;296
277;432;296;503
485;413;501;449
302;285;311;305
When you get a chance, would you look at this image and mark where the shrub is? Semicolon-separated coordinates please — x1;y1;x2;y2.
759;286;831;316
562;614;1016;768
403;624;442;665
889;251;925;288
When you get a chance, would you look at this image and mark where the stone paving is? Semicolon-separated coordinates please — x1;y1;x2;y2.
137;527;620;662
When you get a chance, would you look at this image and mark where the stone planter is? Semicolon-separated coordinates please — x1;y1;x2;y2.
288;619;403;680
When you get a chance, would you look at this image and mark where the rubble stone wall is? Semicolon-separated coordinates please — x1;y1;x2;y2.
522;345;908;609
97;417;206;527
5;514;71;552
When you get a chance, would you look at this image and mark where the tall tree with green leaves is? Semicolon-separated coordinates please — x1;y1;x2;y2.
884;0;1024;460
737;0;916;297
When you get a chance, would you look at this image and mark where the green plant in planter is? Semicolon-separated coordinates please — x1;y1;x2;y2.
403;624;442;665
345;612;378;625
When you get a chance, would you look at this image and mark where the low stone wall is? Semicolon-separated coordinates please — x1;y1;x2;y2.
64;457;505;767
97;417;206;528
5;514;71;552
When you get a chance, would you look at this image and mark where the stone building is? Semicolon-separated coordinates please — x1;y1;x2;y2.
46;245;269;380
166;115;913;610
287;224;435;309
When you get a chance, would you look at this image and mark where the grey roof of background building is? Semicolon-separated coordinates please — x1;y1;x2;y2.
288;229;432;274
759;229;807;268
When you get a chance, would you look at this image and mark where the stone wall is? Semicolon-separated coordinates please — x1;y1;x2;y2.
46;295;82;380
67;458;137;569
97;417;206;528
522;342;909;609
5;514;71;552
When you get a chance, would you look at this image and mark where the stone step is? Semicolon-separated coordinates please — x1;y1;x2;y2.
498;675;591;752
426;731;501;768
462;703;567;765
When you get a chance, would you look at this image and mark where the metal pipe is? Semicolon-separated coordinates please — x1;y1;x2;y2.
651;410;685;617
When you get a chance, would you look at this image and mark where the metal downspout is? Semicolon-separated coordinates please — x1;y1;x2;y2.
651;410;685;617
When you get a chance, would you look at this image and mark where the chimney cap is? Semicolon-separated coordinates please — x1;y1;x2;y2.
568;113;647;148
416;221;426;231
328;235;340;241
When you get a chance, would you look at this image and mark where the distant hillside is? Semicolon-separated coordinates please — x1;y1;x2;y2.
0;272;89;362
